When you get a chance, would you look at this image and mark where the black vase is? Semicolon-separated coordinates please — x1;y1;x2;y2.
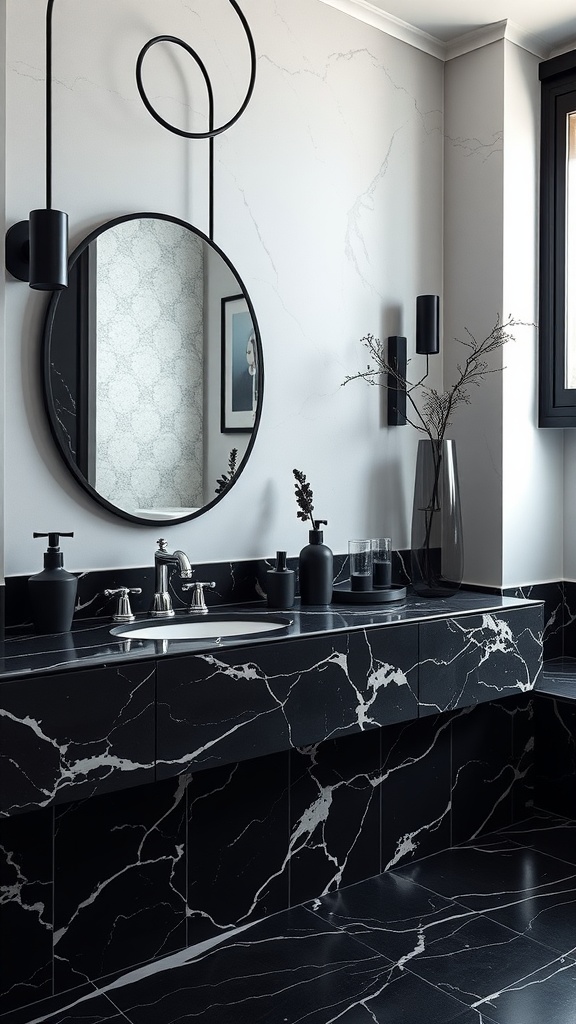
410;439;463;597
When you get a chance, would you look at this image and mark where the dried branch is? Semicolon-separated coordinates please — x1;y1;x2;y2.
215;448;239;495
343;315;527;444
293;468;316;528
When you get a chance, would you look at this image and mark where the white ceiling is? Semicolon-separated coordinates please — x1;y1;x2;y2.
367;0;576;53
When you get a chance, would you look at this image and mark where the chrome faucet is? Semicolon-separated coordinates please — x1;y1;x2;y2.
150;538;193;617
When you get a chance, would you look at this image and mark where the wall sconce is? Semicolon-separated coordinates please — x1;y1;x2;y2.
387;294;440;426
5;0;69;290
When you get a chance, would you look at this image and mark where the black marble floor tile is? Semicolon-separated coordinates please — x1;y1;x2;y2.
500;812;576;865
471;954;576;1024
377;911;573;1008
394;833;563;906
319;969;496;1023
0;986;123;1023
307;860;575;1012
12;813;576;1024
103;919;498;1024
306;869;471;962
107;905;403;1024
393;832;576;954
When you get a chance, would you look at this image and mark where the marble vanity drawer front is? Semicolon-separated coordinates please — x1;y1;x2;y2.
418;609;542;718
0;661;156;816
156;625;419;778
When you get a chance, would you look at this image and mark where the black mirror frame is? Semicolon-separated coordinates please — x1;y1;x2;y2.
539;49;576;426
41;212;264;525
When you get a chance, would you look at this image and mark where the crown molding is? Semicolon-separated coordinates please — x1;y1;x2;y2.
317;1;552;61
549;38;576;59
315;0;445;59
445;20;549;60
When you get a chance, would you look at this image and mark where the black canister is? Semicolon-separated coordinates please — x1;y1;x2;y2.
266;551;295;609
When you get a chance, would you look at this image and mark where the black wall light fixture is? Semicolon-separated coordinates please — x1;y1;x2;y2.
6;0;69;290
387;294;441;425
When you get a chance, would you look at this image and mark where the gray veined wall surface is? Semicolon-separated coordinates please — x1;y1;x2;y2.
4;0;443;576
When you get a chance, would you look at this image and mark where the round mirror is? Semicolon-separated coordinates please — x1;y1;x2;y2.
42;213;263;524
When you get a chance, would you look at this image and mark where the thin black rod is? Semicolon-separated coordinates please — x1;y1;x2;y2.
209;135;214;241
46;0;54;209
209;62;214;240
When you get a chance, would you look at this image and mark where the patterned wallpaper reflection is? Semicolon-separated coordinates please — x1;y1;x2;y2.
95;218;204;514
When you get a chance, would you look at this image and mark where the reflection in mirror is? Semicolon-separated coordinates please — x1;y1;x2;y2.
43;214;263;524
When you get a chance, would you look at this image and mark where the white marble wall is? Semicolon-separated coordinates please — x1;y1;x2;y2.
4;0;443;575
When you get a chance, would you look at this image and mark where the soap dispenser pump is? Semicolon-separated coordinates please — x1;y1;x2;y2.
28;532;78;634
299;520;333;605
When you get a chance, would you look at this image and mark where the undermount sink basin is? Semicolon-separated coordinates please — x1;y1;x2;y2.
110;613;293;642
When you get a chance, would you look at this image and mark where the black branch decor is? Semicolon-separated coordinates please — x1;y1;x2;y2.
342;315;525;445
215;448;239;495
293;469;316;527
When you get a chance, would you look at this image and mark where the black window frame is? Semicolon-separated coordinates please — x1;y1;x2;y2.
540;49;576;426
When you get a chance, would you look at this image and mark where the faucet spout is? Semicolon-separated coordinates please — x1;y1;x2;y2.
150;539;193;617
156;547;192;578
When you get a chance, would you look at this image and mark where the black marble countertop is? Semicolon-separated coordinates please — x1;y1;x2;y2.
0;590;543;683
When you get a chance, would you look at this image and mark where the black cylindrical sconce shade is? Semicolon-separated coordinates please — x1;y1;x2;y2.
29;208;68;290
416;294;440;354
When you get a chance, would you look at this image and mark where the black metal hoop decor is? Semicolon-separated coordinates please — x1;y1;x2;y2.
135;0;256;140
135;0;256;241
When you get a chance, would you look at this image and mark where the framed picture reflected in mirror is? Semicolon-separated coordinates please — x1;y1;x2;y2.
221;294;258;432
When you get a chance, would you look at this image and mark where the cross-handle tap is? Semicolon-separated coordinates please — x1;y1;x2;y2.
150;539;193;617
182;580;216;614
105;587;142;622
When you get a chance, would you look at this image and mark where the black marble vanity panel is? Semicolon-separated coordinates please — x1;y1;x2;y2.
378;712;452;870
186;751;289;946
562;581;576;658
450;697;530;846
504;581;564;660
156;625;419;780
288;730;382;907
0;807;54;1015
52;778;187;993
419;609;542;718
534;693;576;818
0;662;156;816
511;693;535;819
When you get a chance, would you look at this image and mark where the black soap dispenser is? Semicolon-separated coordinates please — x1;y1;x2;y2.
266;551;295;609
299;520;333;605
28;532;78;634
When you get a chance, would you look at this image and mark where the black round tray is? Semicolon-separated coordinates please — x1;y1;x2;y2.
331;583;407;604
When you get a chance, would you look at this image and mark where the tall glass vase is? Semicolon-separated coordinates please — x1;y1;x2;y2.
410;439;463;598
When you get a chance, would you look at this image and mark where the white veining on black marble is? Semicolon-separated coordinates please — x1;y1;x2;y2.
1;665;156;815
